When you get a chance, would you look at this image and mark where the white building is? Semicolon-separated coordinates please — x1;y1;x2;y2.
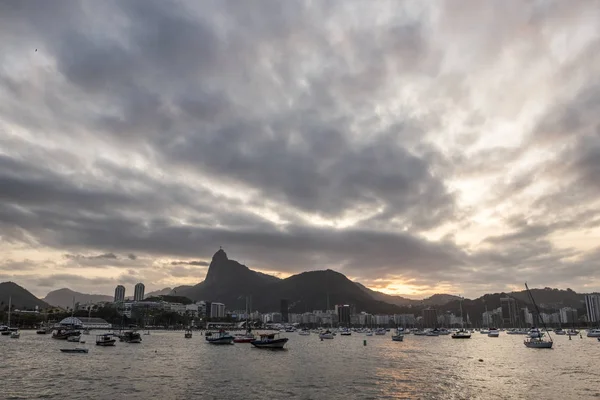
186;304;199;317
374;315;391;326
168;303;187;315
585;295;600;323
394;314;416;327
134;283;145;301
59;317;112;329
559;307;578;324
210;302;226;318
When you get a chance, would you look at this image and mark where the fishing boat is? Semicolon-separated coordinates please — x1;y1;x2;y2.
523;282;553;349
96;334;117;346
233;333;255;343
251;333;289;349
122;330;142;343
10;329;20;339
206;330;234;345
452;297;471;339
319;330;334;339
60;347;89;353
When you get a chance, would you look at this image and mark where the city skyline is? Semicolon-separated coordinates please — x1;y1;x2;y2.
1;1;600;299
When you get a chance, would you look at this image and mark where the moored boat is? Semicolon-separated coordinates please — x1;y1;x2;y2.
10;329;20;339
60;347;89;353
487;328;500;337
587;329;600;338
251;333;289;349
122;330;142;343
523;282;553;349
52;328;81;340
391;329;404;341
319;330;334;339
206;330;234;345
184;329;193;339
298;329;310;336
96;334;116;346
233;332;255;343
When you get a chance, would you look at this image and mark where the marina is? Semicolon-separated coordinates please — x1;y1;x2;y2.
1;329;599;399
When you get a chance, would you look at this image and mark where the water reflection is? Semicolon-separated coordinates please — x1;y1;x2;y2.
0;331;599;399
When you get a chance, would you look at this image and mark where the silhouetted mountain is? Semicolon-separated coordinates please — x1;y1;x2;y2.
354;282;414;306
422;294;461;306
170;285;193;295
179;249;402;314
43;288;112;309
0;281;49;310
178;249;281;309
145;287;173;298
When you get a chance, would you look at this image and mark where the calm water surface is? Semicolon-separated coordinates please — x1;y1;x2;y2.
1;331;599;399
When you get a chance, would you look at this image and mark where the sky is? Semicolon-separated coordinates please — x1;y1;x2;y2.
1;0;600;300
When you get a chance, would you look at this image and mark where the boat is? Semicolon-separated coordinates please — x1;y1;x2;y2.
413;330;426;336
488;328;500;337
567;329;579;336
60;347;89;353
438;328;451;335
523;282;553;349
233;334;255;343
251;333;289;349
122;331;142;343
206;330;234;345
587;329;600;338
391;329;404;342
375;328;386;335
365;330;373;336
298;329;310;336
96;334;117;346
339;328;352;336
184;329;193;339
3;297;15;336
319;330;334;339
451;296;471;339
285;326;295;333
67;335;81;342
426;328;440;336
52;327;81;340
10;329;20;339
528;328;543;338
554;328;565;335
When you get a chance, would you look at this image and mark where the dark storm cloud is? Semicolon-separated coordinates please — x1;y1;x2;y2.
65;253;118;260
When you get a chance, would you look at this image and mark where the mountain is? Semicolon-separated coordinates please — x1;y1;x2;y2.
43;288;113;309
422;294;461;306
179;249;402;314
170;285;193;295
145;287;173;298
354;282;415;306
0;281;49;310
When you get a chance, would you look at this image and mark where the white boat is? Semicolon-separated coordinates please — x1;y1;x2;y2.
554;328;565;335
451;297;471;339
206;330;234;345
391;329;404;342
587;329;600;337
523;282;553;349
67;335;81;342
413;330;426;336
365;330;373;336
339;329;351;336
298;329;310;336
10;330;20;339
96;334;116;346
426;329;440;336
488;328;500;337
438;328;451;335
374;328;386;335
319;330;334;339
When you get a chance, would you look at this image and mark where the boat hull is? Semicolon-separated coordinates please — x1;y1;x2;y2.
586;331;600;337
451;334;471;339
319;334;334;339
524;340;553;348
251;338;288;349
391;335;404;342
207;337;234;345
60;348;89;353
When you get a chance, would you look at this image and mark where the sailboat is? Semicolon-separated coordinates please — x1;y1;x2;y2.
2;296;14;336
452;296;471;339
523;283;553;349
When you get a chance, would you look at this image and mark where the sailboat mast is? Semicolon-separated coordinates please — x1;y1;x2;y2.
8;296;11;327
459;296;464;329
525;282;552;341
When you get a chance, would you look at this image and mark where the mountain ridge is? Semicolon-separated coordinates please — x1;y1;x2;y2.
43;288;113;309
0;281;50;310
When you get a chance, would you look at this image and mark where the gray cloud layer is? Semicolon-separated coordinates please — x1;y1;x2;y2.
1;0;599;297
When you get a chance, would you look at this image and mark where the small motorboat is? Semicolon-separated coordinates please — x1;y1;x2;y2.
10;330;20;339
339;329;352;336
375;328;386;335
298;329;310;336
184;329;193;339
96;334;116;346
451;329;471;339
426;329;440;337
67;335;81;342
122;331;142;343
391;330;404;341
60;347;89;353
365;330;373;336
206;330;234;345
554;328;565;335
319;330;334;339
413;330;426;336
488;328;500;337
52;328;81;340
251;333;289;349
587;329;600;338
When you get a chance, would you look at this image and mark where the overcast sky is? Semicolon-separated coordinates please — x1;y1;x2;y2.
1;0;599;299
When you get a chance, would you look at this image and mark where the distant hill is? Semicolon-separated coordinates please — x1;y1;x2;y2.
170;286;193;295
145;287;173;298
43;288;112;309
422;294;461;306
0;281;49;310
354;282;414;306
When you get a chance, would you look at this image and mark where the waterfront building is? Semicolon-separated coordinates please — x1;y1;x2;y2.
585;295;600;323
394;314;416;327
337;304;351;326
114;285;126;303
559;307;578;324
59;316;112;329
134;283;145;301
280;299;289;323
